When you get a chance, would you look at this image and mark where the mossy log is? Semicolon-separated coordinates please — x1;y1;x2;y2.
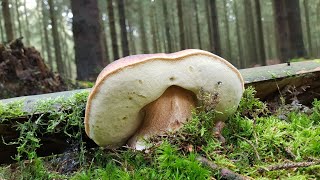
0;60;319;164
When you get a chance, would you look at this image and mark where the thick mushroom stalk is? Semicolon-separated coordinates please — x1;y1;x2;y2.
84;49;244;149
128;86;196;149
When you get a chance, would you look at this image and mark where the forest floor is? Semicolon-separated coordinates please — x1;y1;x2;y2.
0;87;319;179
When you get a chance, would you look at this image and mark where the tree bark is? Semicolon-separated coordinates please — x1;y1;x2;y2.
193;0;202;49
205;0;213;51
15;0;22;38
48;0;65;77
0;10;4;42
100;12;110;65
23;0;30;45
107;0;119;60
233;0;244;68
244;0;258;66
41;0;53;69
2;0;14;41
150;2;158;53
273;0;306;62
118;0;129;57
177;0;185;50
223;0;231;61
71;0;106;81
209;0;221;55
303;0;312;57
255;0;266;65
138;2;149;54
162;0;172;52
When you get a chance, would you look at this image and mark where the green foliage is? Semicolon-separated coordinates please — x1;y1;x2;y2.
0;100;26;122
1;87;320;179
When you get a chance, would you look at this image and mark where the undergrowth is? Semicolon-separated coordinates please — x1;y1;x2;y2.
0;87;319;179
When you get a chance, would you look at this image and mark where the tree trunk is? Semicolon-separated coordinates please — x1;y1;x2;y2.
303;0;312;57
209;0;221;55
255;0;266;65
138;2;148;54
48;0;65;77
223;0;231;61
150;3;158;53
233;0;244;68
244;0;258;66
2;0;14;41
100;13;110;65
193;0;202;49
23;0;30;45
41;0;53;69
162;0;172;52
107;0;119;60
177;0;185;50
0;10;5;42
36;0;45;56
286;0;306;58
206;0;213;51
127;21;136;55
118;0;129;57
15;0;22;38
273;0;306;62
71;0;106;81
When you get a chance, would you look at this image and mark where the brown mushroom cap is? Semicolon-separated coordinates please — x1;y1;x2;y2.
85;49;244;148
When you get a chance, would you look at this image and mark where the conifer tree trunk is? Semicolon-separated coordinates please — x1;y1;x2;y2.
303;0;312;57
206;0;213;51
223;0;231;61
255;0;266;65
107;0;119;60
48;0;65;77
244;0;258;66
162;0;172;52
193;0;202;49
209;0;221;55
15;0;22;38
177;0;185;50
138;2;148;54
71;0;106;81
41;0;53;69
23;0;30;45
127;21;136;55
0;11;4;42
100;12;110;64
118;0;129;57
2;0;14;41
233;0;244;68
36;0;44;55
150;3;158;53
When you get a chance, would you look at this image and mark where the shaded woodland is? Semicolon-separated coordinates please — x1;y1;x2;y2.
0;0;320;81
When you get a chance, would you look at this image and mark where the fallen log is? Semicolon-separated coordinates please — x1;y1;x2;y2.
0;60;319;164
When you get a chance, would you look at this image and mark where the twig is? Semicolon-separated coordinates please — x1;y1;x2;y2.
258;160;320;173
234;134;260;161
196;156;252;180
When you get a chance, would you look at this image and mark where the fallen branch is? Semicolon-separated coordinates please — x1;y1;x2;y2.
196;156;252;180
258;160;320;173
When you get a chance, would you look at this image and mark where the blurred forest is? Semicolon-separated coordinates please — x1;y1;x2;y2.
1;0;320;81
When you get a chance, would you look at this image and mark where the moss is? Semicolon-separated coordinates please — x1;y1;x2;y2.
0;87;319;179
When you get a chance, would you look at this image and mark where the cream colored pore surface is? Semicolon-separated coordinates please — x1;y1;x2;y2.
88;55;243;147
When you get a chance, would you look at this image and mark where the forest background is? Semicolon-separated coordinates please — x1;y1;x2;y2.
1;0;320;81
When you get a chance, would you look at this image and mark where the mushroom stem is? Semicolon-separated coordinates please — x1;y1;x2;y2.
127;85;196;149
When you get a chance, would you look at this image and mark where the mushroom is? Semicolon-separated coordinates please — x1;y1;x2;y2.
84;49;244;149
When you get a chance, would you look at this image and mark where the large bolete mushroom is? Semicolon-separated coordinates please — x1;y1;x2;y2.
85;49;244;149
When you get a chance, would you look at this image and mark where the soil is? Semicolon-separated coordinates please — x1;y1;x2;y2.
0;38;67;99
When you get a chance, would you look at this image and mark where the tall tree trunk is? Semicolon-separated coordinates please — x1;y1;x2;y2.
150;3;158;53
273;0;306;62
0;10;4;42
138;2;148;54
255;0;266;65
223;0;231;61
206;0;213;51
36;0;45;56
41;0;53;69
127;21;136;55
303;0;312;57
23;0;30;45
71;0;106;81
233;0;244;68
209;0;221;55
15;0;22;37
107;0;119;60
244;0;258;66
162;0;172;52
118;0;129;57
2;0;14;41
286;0;306;58
193;0;202;49
48;0;65;77
100;12;110;65
177;0;185;50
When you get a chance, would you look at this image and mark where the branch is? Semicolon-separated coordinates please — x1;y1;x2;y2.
196;156;252;180
258;160;320;173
